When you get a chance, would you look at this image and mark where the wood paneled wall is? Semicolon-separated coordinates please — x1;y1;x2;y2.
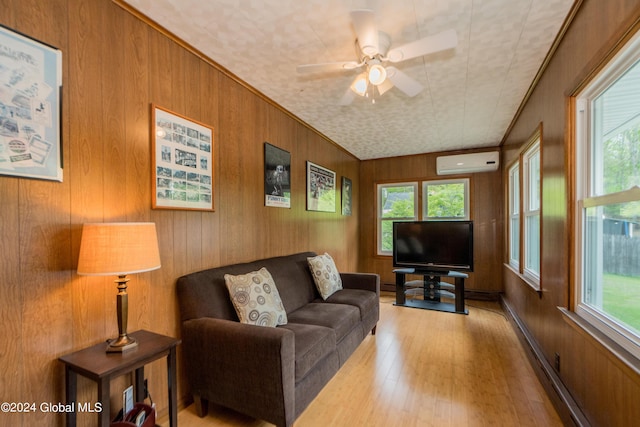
358;150;503;294
0;1;359;425
501;0;640;425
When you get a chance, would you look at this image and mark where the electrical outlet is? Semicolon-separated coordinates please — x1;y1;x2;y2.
554;353;560;372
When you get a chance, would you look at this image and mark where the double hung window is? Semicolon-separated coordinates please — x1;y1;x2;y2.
574;31;640;358
523;143;541;279
377;178;470;255
377;183;418;255
508;164;520;267
507;130;541;288
423;179;469;220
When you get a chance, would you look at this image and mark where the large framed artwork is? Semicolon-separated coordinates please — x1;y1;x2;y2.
152;105;214;211
0;25;63;181
341;176;352;216
306;161;336;212
264;142;291;208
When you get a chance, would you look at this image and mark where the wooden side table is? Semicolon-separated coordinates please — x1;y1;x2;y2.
59;330;181;427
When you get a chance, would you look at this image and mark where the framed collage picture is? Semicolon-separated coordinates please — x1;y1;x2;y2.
151;105;214;211
0;25;63;181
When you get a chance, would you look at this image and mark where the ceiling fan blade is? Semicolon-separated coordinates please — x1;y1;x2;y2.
339;88;356;105
351;9;379;56
297;61;360;74
386;29;458;63
376;78;394;96
385;67;423;97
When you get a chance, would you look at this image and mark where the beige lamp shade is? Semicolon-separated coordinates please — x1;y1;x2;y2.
77;222;161;276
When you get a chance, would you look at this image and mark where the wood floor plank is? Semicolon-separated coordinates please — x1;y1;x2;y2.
163;294;562;427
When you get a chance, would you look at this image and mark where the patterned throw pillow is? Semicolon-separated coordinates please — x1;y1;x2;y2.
224;267;287;327
307;253;343;300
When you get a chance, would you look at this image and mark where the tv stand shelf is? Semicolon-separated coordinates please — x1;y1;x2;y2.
393;268;468;315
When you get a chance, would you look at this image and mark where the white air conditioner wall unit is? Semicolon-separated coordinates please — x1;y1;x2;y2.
436;151;500;175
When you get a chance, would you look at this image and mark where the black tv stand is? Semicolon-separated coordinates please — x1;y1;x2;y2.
393;268;468;314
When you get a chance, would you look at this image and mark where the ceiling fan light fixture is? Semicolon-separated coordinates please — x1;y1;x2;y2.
368;64;387;86
351;73;368;96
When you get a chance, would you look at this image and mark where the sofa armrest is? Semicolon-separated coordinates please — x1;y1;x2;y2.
340;272;380;296
181;317;295;427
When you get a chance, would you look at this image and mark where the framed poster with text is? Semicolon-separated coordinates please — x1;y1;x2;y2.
264;142;291;208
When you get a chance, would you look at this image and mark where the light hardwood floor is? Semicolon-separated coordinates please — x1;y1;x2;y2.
164;293;562;427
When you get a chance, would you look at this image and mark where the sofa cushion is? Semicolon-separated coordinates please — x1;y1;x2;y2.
307;253;342;299
279;323;335;381
224;267;287;327
287;303;359;343
319;289;378;321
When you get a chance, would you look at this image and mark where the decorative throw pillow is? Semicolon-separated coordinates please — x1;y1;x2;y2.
307;252;343;300
224;267;287;327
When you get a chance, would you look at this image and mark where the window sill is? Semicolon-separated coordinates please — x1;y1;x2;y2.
559;307;640;377
504;263;541;295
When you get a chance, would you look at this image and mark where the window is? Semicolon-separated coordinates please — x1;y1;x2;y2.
377;178;470;255
508;164;520;267
575;30;640;358
506;128;541;288
422;179;470;220
523;142;541;278
377;183;417;255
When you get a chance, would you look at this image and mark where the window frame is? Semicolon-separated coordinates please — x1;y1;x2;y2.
422;178;470;221
522;140;541;282
376;177;471;256
377;182;418;256
505;126;542;291
573;29;640;360
508;163;520;268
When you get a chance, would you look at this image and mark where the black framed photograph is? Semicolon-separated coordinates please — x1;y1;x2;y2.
152;104;214;211
341;176;352;216
264;142;291;208
306;161;336;212
0;25;63;181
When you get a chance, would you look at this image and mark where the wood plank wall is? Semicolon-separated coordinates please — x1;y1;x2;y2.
501;0;640;425
358;150;504;294
0;1;359;425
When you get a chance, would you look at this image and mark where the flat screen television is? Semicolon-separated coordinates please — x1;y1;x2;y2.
392;220;474;272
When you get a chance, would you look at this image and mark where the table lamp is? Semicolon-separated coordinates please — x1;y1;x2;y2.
77;222;161;353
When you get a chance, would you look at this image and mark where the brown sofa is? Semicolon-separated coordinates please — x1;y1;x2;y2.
176;252;380;427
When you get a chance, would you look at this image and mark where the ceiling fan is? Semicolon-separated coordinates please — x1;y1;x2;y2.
297;9;458;105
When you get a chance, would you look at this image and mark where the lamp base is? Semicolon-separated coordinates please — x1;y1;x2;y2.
106;335;138;353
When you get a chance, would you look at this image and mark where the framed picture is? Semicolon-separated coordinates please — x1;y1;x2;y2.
341;176;352;216
0;25;63;181
306;161;336;212
264;142;291;208
151;105;214;211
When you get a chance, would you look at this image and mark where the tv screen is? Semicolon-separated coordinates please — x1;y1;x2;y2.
393;221;474;272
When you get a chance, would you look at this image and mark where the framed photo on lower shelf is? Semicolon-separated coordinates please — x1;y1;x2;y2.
306;161;336;212
151;105;214;211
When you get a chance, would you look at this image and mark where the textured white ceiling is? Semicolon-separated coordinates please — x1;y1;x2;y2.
122;0;575;160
